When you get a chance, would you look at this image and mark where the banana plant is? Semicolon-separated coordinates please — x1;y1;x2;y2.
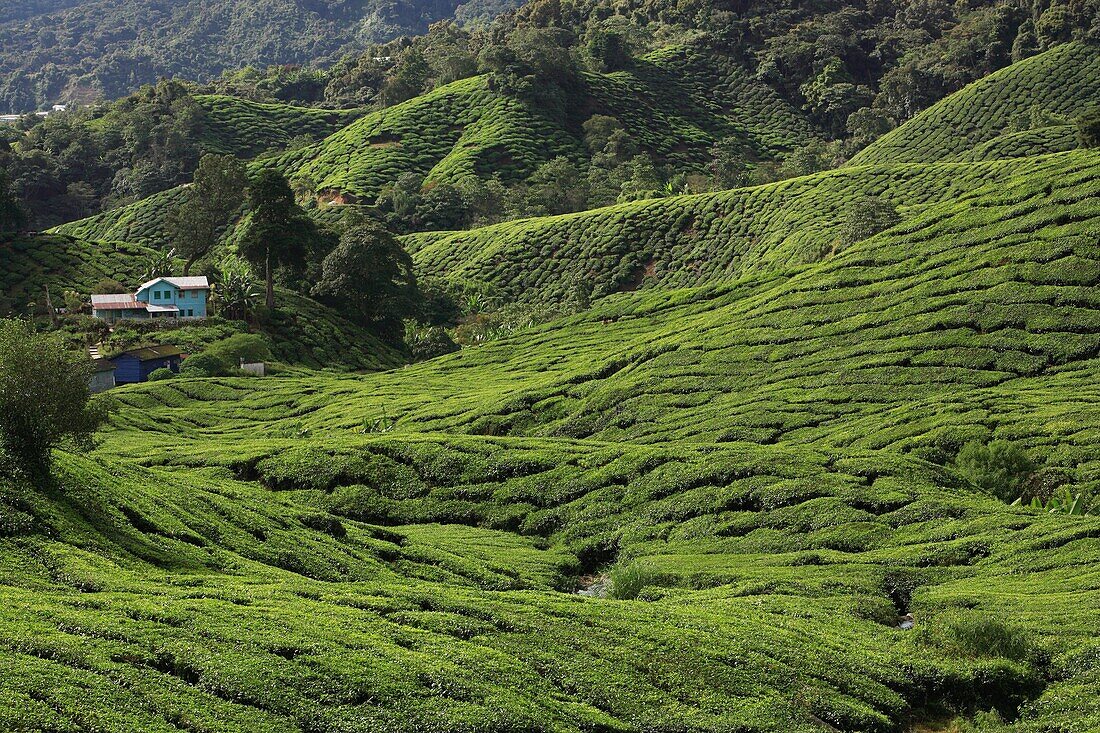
1012;489;1087;515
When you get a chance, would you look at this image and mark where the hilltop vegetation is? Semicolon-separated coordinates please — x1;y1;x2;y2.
850;42;1100;165
0;0;521;113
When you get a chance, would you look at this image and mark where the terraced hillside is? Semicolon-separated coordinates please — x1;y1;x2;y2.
50;188;187;249
195;95;365;159
4;145;1100;731
849;42;1100;165
276;48;817;204
404;152;1085;302
0;234;152;316
112;149;1100;485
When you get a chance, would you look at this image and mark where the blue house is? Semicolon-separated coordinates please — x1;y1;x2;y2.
92;276;210;322
110;345;183;384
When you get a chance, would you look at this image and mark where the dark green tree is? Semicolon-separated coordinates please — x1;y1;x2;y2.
0;167;27;240
312;221;419;332
955;439;1037;502
238;169;315;309
1076;108;1100;148
170;154;247;274
0;319;107;475
840;196;901;247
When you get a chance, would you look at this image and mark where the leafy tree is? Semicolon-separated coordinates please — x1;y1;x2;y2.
708;139;752;190
140;247;178;282
312;221;419;331
0;319;107;475
170;154;247;274
617;155;663;202
799;57;874;136
0;166;26;240
238;169;316;309
955;439;1037;502
1076;108;1100;148
523;157;589;215
380;47;432;106
92;279;128;295
840;196;901;247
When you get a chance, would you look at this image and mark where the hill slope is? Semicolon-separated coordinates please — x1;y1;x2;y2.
4;145;1099;731
849;43;1100;166
0;0;520;113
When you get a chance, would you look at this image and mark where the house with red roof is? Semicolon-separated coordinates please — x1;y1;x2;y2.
91;276;210;322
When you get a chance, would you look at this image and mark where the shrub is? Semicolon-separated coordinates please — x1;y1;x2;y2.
203;333;272;369
1076;107;1100;148
955;440;1037;502
608;562;654;600
147;368;177;381
405;323;459;361
179;353;225;377
934;615;1033;663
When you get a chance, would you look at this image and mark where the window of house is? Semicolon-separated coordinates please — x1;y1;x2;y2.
187;309;194;317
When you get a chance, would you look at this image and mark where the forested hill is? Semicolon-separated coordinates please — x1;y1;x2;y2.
0;0;519;113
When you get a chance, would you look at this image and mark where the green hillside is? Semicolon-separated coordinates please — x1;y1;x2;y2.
49;188;187;249
195;95;365;159
403;152;1083;302
3;146;1100;731
849;43;1100;165
0;234;153;316
276;49;817;205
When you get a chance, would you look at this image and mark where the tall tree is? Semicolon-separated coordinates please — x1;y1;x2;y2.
170;154;247;274
312;221;419;331
0;167;27;241
0;319;106;476
238;169;315;309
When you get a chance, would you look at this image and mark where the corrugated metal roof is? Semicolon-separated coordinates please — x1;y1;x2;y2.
145;304;180;313
91;358;117;372
91;294;143;310
117;345;183;361
137;276;210;292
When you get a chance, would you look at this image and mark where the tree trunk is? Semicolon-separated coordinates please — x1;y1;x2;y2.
265;251;275;309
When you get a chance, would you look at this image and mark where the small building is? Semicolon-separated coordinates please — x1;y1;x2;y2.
92;276;210;322
110;345;183;384
89;358;117;393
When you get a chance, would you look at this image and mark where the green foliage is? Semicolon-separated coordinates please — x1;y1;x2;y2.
608;562;655;600
1013;489;1089;516
955;441;1038;503
0;166;26;240
312;221;419;329
169;154;248;274
852;42;1100;165
839;196;901;248
146;367;177;382
0;319;105;474
1077;107;1100;148
239;169;318;308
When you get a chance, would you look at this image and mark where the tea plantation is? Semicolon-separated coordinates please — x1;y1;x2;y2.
4;33;1100;733
849;42;1100;166
195;95;365;160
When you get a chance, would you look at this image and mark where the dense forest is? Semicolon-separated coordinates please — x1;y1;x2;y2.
0;0;522;113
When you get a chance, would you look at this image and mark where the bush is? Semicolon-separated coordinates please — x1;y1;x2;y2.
179;352;225;377
955;440;1037;502
405;323;459;361
608;562;654;600
147;368;177;381
203;333;271;368
1077;107;1100;148
0;319;107;474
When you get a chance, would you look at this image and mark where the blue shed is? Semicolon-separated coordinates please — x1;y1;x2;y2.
110;345;183;384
